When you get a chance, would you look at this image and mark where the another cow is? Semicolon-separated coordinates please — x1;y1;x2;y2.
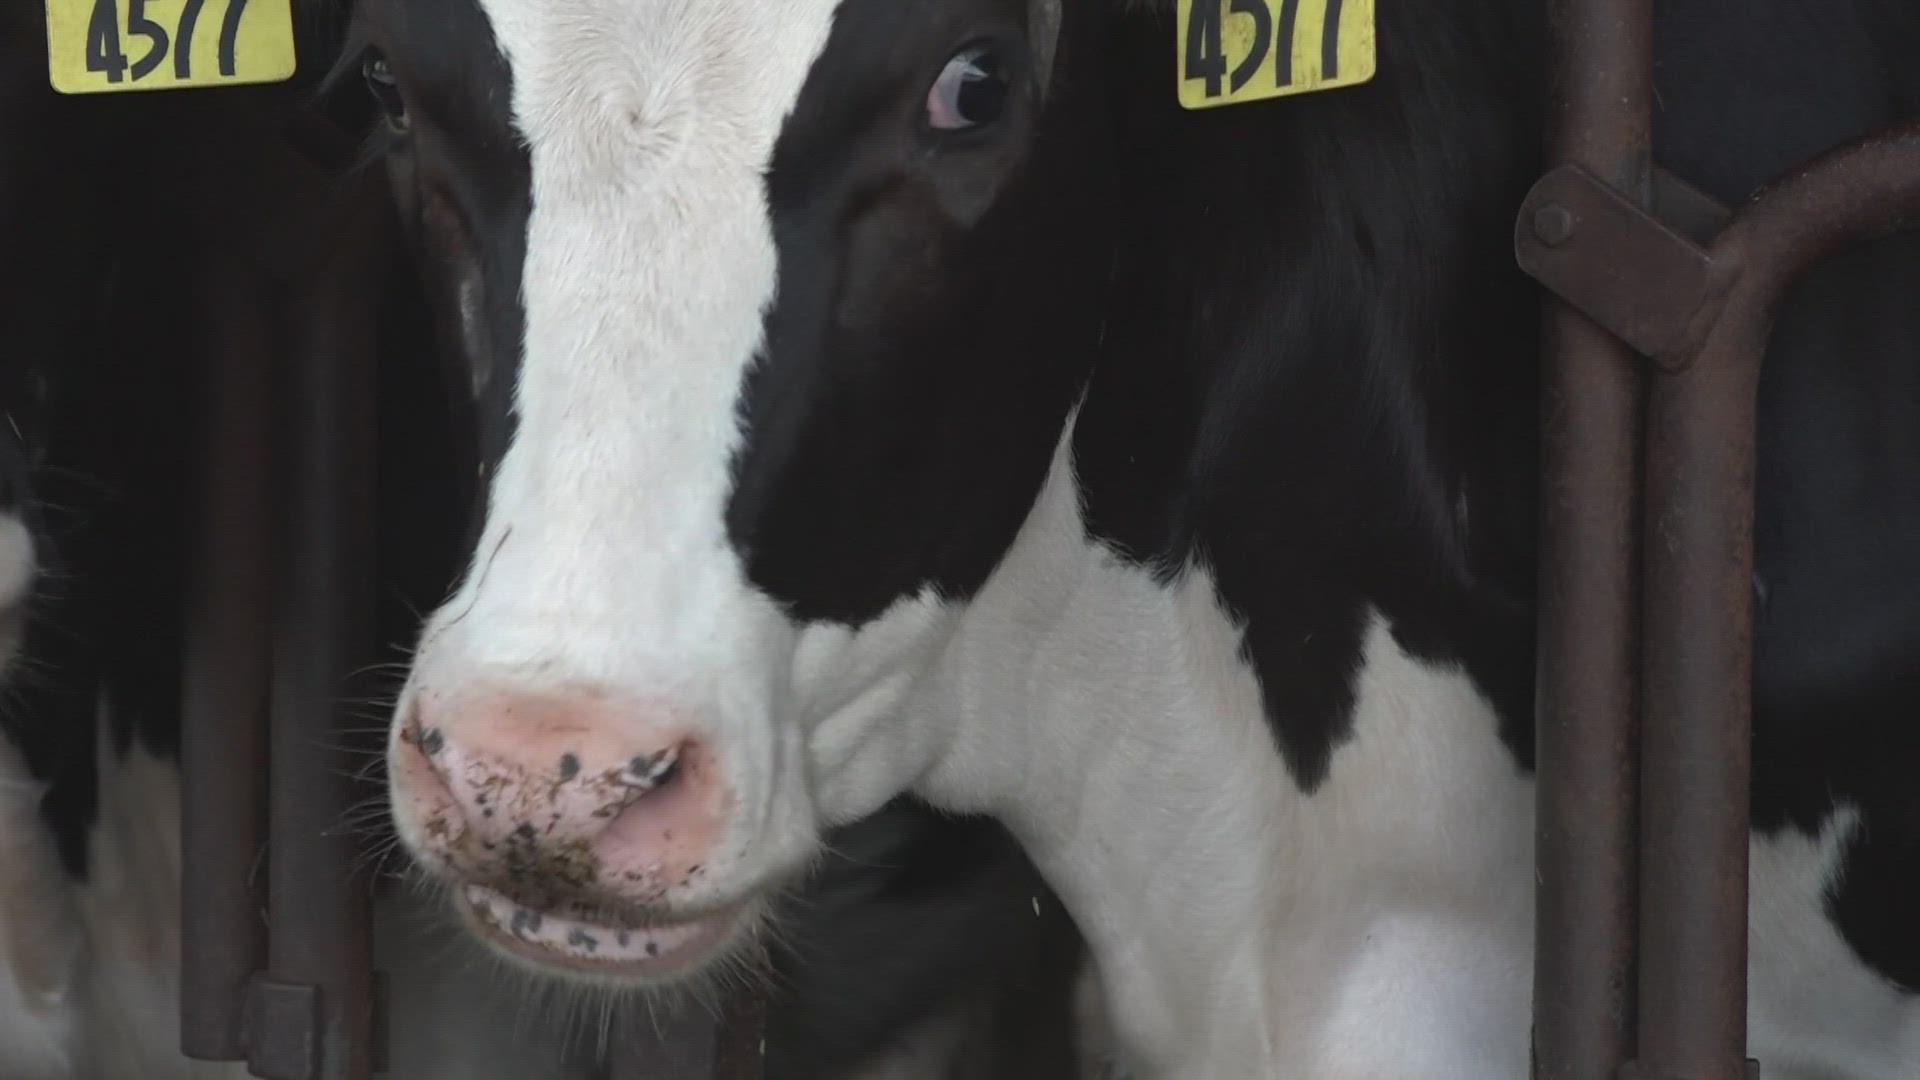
364;0;1920;1076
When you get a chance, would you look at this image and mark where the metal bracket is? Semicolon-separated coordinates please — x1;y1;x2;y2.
1649;169;1734;247
1515;165;1732;362
241;976;320;1080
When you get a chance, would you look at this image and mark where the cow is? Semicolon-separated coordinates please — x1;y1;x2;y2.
0;4;1092;1075
357;0;1920;1076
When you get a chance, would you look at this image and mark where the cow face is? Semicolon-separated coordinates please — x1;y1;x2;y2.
365;0;1108;983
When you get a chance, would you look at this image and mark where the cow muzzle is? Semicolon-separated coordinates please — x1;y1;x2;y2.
389;684;760;982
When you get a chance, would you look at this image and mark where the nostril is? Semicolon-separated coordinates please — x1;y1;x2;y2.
623;745;683;792
392;719;461;835
395;690;722;885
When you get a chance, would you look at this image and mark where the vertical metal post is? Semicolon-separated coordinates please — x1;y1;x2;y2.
179;252;274;1062
1532;2;1651;1078
1528;10;1920;1074
259;169;388;1080
1635;121;1920;1080
1635;306;1759;1080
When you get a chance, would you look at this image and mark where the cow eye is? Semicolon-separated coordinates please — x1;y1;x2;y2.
925;46;1008;132
362;53;409;132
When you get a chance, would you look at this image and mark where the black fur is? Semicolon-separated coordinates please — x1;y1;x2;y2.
728;0;1113;625
1079;1;1543;788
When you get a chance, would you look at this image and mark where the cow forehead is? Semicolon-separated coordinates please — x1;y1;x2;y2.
474;0;844;159
467;0;845;439
429;0;850;653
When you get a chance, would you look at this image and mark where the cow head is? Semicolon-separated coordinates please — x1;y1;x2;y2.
363;0;1109;983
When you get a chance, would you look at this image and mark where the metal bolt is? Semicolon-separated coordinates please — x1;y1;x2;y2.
1533;204;1577;246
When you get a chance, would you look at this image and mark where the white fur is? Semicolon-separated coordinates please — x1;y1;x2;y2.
401;5;1919;1077
910;438;1917;1078
1748;810;1920;1078
0;738;80;1079
398;0;852;904
912;436;1540;1077
0;512;35;619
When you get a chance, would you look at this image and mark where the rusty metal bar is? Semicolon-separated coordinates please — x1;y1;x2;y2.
1699;124;1920;301
1531;1;1651;1077
179;247;274;1063
1633;119;1920;1080
256;165;389;1080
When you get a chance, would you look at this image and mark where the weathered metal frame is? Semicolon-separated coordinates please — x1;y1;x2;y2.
1527;2;1920;1080
178;93;387;1080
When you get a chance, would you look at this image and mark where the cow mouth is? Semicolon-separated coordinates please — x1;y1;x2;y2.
456;884;750;982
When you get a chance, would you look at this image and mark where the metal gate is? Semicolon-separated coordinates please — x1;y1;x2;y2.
1527;3;1920;1080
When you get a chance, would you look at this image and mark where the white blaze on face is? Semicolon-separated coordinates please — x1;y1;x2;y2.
402;0;847;881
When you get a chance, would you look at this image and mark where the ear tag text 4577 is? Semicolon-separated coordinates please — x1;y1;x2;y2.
1176;0;1377;110
45;0;297;95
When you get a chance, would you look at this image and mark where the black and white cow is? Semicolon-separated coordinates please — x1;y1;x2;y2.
358;0;1920;1076
0;5;1092;1075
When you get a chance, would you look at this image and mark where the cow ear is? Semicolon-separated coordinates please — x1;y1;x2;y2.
1030;0;1063;95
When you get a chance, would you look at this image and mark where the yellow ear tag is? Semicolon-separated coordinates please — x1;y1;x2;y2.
45;0;297;95
1176;0;1377;110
